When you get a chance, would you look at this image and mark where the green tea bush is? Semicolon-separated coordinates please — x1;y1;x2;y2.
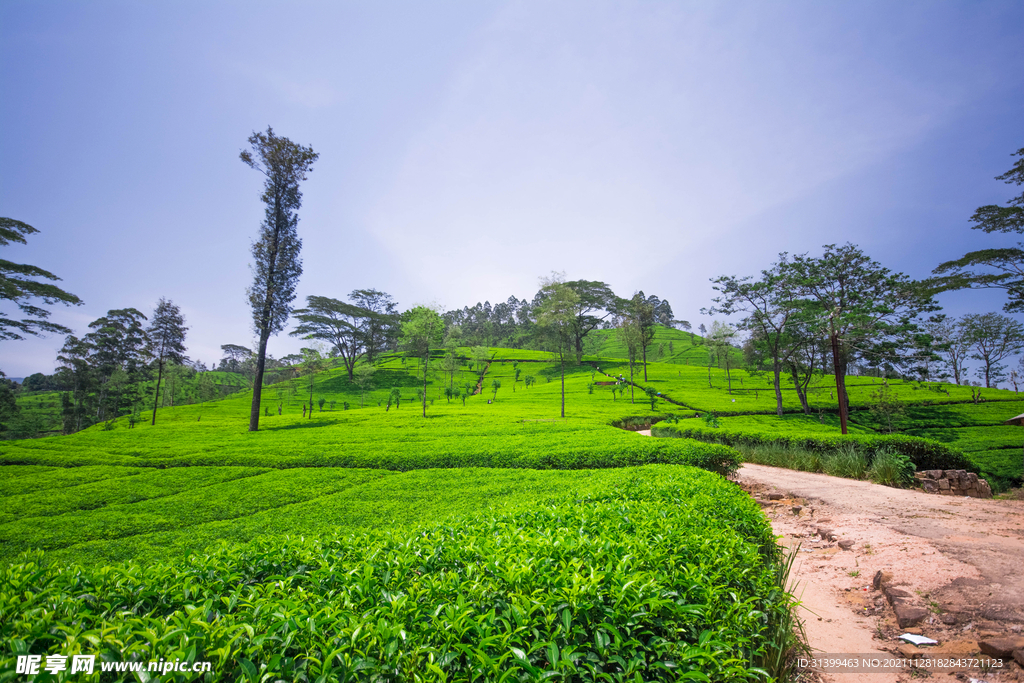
1;469;789;682
652;422;975;473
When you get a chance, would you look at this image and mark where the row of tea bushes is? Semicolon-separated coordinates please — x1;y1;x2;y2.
1;430;740;475
652;422;975;473
1;467;789;682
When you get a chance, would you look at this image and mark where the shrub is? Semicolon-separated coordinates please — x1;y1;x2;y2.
867;448;915;487
652;422;975;473
0;469;788;682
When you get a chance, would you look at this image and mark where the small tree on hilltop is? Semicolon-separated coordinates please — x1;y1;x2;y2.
644;386;658;411
707;321;737;394
353;362;376;407
148;298;188;426
401;306;444;418
300;346;326;419
868;383;905;433
963;312;1024;388
535;274;580;418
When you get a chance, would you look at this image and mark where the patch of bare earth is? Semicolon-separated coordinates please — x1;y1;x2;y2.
736;463;1024;683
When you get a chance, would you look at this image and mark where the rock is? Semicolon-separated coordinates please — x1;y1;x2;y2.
791;505;803;514
897;643;924;657
904;627;923;635
894;604;930;628
922;469;944;479
937;478;950;490
837;539;856;550
873;570;893;590
885;586;914;605
921;479;939;493
817;527;834;540
768;493;784;500
940;613;958;625
978;481;992;498
977;637;1024;658
1013;648;1024;667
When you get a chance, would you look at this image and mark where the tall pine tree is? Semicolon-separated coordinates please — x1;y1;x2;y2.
240;127;318;431
148;298;188;425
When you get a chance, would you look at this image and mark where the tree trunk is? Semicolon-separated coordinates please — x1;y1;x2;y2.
248;331;270;431
560;354;565;418
422;359;428;418
642;344;648;381
308;374;314;419
830;332;849;434
150;359;164;426
772;360;784;417
629;359;635;403
789;362;810;414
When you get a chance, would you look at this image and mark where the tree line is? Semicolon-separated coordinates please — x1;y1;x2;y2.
2;131;1021;431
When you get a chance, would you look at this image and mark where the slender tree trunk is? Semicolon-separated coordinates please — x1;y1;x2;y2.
150;359;165;426
249;331;270;431
642;344;648;381
422;358;428;418
560;353;565;418
830;332;849;434
629;359;635;403
772;360;784;417
789;363;811;414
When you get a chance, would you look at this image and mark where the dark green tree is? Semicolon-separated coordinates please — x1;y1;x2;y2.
705;257;808;415
962;312;1024;388
563;280;616;361
401;306;444;417
148;298;188;425
349;289;400;362
933;147;1024;311
291;296;367;379
300;346;327;418
83;309;150;422
240;127;318;431
925;315;972;385
536;275;581;417
789;243;937;434
616;293;657;381
0;217;83;342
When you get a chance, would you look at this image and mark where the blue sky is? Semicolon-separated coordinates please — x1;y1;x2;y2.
2;1;1023;379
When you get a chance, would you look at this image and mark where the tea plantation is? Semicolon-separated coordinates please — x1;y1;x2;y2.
1;340;1020;681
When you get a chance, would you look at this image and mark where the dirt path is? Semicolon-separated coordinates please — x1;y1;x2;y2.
738;463;1024;682
635;430;1024;680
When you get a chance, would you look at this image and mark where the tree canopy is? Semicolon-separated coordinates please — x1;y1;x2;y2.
0;217;82;343
240;127;318;431
933;147;1024;312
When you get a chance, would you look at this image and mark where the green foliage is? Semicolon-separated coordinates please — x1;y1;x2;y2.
868;383;905;432
0;467;788;681
653;421;973;473
867;449;916;487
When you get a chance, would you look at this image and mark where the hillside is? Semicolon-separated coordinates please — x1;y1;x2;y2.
1;344;1022;681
